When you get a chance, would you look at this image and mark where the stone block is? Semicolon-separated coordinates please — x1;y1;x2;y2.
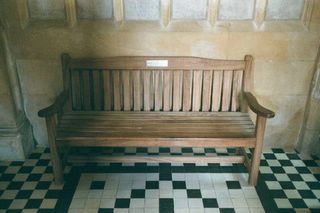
124;0;160;20
255;95;307;148
219;0;255;20
76;0;113;19
254;60;314;96
27;0;65;20
172;0;207;20
266;0;304;20
305;99;320;130
16;60;63;95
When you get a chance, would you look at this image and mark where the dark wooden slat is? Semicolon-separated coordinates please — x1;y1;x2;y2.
133;71;142;111
71;70;81;110
112;71;121;110
93;71;102;110
82;70;91;110
56;137;256;147
68;155;245;164
122;71;131;111
103;71;112;111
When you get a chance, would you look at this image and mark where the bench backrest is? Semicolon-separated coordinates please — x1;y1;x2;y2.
62;54;253;112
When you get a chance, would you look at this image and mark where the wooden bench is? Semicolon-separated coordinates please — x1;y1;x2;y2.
38;53;275;186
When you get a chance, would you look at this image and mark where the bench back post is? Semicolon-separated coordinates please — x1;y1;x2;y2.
61;53;72;112
241;55;253;113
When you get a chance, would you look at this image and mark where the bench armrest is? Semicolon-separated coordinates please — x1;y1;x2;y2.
244;92;275;118
38;91;69;118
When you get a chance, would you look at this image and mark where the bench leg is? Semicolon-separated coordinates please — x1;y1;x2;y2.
249;116;266;186
46;116;63;185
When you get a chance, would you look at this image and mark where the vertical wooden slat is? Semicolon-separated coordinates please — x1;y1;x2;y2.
71;70;81;110
231;71;243;111
202;70;213;112
154;70;163;111
82;70;91;110
212;70;223;111
133;70;141;111
143;71;152;111
122;71;131;111
93;71;101;110
103;70;112;111
113;70;121;111
182;70;193;111
163;71;172;111
192;70;203;111
221;70;233;111
172;70;182;111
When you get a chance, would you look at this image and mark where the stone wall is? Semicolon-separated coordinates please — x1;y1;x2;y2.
297;48;320;156
0;0;320;158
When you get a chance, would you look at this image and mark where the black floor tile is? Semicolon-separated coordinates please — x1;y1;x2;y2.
146;181;159;189
226;181;241;189
202;198;218;208
187;189;202;198
90;181;106;190
114;199;130;208
172;181;186;189
131;189;145;198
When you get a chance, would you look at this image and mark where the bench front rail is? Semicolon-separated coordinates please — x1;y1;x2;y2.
38;54;274;186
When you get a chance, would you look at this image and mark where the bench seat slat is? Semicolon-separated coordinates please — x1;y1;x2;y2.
56;112;255;143
56;137;255;147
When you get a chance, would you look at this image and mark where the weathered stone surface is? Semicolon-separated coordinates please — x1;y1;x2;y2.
124;0;160;20
172;0;207;20
258;95;308;149
266;0;304;20
219;0;255;20
76;0;113;19
254;60;314;96
0;57;16;127
27;0;65;20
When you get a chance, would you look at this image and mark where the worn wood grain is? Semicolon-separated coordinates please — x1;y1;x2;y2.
182;70;193;111
221;70;233;111
112;71;121;110
122;71;131;111
70;56;246;70
133;71;142;111
103;71;112;110
82;70;91;110
202;70;213;112
163;71;172;111
212;70;223;111
143;71;152;111
173;70;182;111
153;70;163;111
192;70;203;111
231;71;243;111
71;70;81;110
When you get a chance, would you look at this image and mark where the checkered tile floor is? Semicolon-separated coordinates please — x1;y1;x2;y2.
0;147;319;213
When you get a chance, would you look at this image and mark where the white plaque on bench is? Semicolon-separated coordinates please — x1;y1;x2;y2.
146;60;168;67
